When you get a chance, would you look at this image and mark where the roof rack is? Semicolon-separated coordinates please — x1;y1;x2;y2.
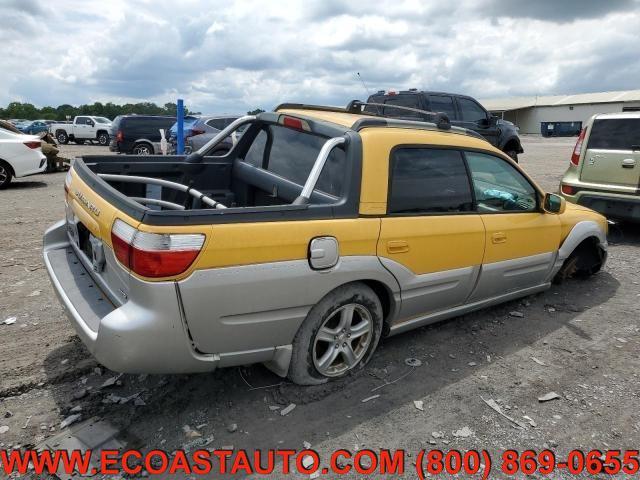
345;100;451;130
274;101;487;139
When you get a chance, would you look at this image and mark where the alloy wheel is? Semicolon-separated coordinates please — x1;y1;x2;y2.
312;303;373;377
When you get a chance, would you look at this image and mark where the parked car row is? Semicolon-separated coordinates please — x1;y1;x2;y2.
0;125;47;188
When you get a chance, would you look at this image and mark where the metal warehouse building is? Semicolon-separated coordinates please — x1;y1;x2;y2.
480;90;640;135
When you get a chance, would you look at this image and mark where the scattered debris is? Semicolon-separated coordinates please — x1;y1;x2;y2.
509;311;524;318
547;307;556;313
94;367;103;376
431;431;445;439
60;359;69;365
0;425;9;434
28;290;41;297
303;441;312;449
553;415;562;420
448;354;456;359
72;388;88;400
414;400;424;411
538;392;561;403
22;415;32;429
134;397;146;407
268;405;281;411
182;425;202;438
280;403;296;416
468;361;477;367
60;414;82;429
452;426;473;438
361;394;380;403
100;374;123;389
530;357;547;366
523;415;537;428
3;317;17;325
481;397;527;429
70;406;82;413
227;423;238;433
405;358;422;367
615;338;627;343
371;368;416;392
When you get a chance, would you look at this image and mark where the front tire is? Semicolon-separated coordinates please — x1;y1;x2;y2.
288;283;383;385
0;161;13;189
97;132;110;146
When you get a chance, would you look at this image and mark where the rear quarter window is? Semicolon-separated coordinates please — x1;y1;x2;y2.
587;118;640;150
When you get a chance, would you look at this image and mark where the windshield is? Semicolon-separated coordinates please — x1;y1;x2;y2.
94;117;111;124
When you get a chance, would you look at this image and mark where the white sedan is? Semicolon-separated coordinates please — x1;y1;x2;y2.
0;127;47;188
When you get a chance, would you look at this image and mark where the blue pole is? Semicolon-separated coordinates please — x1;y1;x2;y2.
177;98;184;155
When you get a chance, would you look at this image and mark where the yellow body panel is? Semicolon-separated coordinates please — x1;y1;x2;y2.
479;213;561;264
378;216;485;274
69;108;606;283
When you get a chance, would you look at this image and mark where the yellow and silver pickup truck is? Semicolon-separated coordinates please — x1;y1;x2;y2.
44;102;608;385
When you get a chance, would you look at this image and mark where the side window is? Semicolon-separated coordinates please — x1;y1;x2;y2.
382;95;424;120
206;119;226;130
458;98;487;123
428;95;457;120
76;117;89;125
465;152;537;213
388;149;473;214
243;129;267;167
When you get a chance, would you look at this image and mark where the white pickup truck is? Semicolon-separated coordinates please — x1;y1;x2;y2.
50;116;112;146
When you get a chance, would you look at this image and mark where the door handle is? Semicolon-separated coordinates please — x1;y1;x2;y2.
492;232;507;244
387;240;409;253
622;158;636;169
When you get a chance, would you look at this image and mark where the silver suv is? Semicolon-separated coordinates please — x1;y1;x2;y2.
560;112;640;222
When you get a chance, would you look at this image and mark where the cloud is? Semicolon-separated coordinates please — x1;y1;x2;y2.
1;0;639;114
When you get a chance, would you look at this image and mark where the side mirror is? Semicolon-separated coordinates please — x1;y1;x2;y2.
489;115;498;126
543;193;566;214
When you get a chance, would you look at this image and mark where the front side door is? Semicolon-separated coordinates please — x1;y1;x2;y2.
75;117;91;139
457;97;500;147
378;148;485;322
463;151;561;302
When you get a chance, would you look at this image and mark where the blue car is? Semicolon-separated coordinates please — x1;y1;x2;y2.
19;120;50;135
167;116;200;145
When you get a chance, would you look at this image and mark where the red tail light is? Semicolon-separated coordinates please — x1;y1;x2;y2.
279;116;311;131
570;127;586;166
188;128;205;137
116;130;123;142
561;184;576;195
111;219;205;278
24;141;41;149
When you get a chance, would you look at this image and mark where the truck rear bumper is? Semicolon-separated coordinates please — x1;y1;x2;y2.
43;220;222;374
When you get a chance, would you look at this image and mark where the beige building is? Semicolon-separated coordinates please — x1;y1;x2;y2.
480;90;640;134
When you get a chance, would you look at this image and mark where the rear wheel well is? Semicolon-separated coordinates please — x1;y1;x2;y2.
96;129;109;136
0;159;15;177
361;279;394;336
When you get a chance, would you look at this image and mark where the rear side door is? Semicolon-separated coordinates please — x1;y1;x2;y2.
426;95;458;122
580;117;640;189
74;117;91;138
378;147;485;322
457;97;500;147
464;151;560;302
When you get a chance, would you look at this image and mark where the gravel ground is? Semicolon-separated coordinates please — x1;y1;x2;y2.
0;138;639;478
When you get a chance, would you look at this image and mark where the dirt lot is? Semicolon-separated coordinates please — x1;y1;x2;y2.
1;137;639;478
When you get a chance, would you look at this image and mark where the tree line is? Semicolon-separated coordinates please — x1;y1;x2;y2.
0;101;195;121
1;102;266;121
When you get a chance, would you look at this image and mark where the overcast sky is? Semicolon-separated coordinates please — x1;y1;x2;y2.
1;0;639;114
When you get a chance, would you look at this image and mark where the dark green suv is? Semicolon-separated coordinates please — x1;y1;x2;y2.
366;89;524;162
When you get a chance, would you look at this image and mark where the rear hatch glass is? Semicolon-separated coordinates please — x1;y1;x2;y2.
581;118;640;188
242;124;346;197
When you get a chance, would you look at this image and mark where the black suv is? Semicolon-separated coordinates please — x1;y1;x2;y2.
110;115;176;155
366;90;523;161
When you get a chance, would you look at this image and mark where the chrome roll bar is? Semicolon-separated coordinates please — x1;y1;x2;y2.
294;136;346;204
98;174;225;209
196;115;257;155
